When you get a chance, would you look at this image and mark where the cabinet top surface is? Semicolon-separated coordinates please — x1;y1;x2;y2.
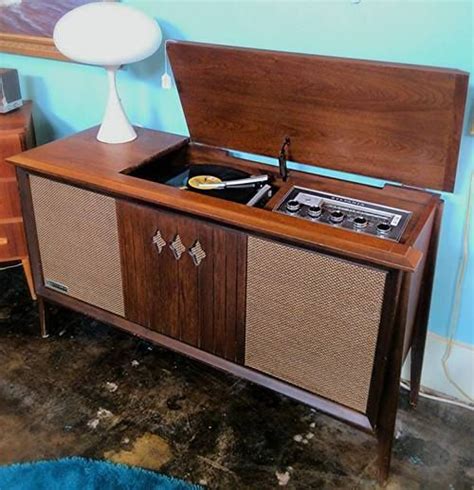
167;41;469;192
8;126;439;272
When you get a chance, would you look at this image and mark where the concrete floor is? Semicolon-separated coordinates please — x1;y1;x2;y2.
0;266;473;489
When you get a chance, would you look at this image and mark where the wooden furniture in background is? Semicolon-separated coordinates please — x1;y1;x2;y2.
8;43;469;483
0;101;36;299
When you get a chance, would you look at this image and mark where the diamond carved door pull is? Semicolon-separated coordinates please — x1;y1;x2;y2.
189;240;206;266
152;230;166;254
169;234;186;260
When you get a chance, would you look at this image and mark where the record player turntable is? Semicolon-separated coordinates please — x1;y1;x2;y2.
127;162;274;207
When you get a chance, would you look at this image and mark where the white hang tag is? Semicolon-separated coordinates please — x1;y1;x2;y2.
161;73;172;89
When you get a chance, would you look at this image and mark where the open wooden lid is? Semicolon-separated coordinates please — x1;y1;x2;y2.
167;41;468;192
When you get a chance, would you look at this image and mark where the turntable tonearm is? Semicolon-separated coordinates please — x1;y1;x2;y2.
8;41;468;483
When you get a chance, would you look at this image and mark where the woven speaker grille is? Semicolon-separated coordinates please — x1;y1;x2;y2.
245;237;387;413
30;176;124;316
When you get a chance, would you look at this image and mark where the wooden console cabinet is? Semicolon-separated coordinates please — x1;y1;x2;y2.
0;101;36;298
8;42;468;483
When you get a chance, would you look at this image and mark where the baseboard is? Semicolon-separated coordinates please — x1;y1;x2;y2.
402;332;474;403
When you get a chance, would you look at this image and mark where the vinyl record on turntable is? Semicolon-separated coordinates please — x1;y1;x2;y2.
186;164;260;204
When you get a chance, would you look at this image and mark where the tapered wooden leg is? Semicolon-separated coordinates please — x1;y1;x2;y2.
409;202;443;408
38;297;49;338
21;257;37;301
409;330;426;408
376;396;400;485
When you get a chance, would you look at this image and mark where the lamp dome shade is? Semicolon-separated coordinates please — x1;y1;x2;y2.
53;2;162;66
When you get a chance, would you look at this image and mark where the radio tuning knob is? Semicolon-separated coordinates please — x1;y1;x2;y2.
307;205;322;219
286;199;301;213
376;222;392;235
329;210;345;223
353;216;368;229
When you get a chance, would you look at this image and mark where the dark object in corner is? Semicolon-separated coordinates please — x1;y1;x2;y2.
0;69;23;114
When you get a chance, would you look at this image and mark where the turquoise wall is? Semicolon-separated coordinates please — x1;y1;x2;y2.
1;0;472;343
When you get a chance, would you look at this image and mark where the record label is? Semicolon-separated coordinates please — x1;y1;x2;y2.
188;175;222;190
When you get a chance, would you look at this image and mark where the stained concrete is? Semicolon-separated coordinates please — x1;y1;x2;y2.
0;266;473;489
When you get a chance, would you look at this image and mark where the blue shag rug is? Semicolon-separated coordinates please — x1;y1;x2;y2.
0;457;201;490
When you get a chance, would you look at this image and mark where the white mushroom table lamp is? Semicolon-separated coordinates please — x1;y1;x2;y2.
53;2;162;144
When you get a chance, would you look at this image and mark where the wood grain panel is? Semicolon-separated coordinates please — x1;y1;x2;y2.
0;102;33;132
408;201;444;407
177;217;202;346
0;135;22;178
198;224;216;354
117;201;179;336
168;41;468;191
117;200;247;362
224;231;239;361
0;179;22;218
212;227;228;358
0;220;27;260
402;209;435;360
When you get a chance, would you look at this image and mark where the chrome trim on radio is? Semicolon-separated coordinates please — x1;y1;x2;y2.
273;186;412;242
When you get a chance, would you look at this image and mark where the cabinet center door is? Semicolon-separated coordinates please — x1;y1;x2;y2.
117;200;246;363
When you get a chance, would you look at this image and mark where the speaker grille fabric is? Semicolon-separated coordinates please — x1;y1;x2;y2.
30;176;124;316
245;236;387;413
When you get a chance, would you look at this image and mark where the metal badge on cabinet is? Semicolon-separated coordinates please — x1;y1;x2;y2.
189;240;206;266
152;229;166;253
169;234;185;260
